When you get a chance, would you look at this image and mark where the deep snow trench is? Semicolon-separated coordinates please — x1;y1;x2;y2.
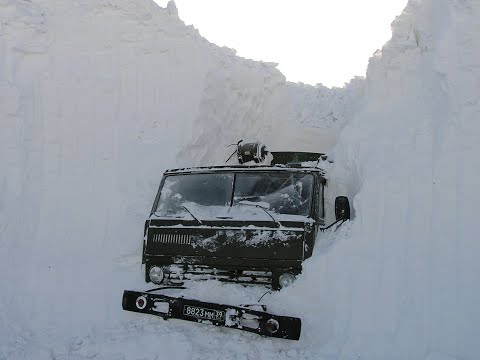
1;0;480;359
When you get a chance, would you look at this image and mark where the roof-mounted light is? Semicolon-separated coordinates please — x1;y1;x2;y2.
226;140;268;164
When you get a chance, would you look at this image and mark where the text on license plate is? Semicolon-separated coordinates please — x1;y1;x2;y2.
183;305;225;321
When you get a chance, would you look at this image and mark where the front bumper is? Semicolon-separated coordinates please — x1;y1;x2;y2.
122;290;301;340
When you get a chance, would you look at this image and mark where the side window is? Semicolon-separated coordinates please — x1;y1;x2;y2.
321;183;325;218
317;183;325;219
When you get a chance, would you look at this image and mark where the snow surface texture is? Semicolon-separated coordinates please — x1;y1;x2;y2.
325;1;480;359
1;0;479;359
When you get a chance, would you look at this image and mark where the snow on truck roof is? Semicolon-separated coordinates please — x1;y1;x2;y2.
165;163;327;177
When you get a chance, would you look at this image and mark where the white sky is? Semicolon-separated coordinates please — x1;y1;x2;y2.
154;0;408;87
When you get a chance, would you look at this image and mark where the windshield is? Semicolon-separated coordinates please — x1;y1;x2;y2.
233;173;313;216
154;172;314;220
155;173;234;218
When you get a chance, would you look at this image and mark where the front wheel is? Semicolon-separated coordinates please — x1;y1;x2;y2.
272;269;301;290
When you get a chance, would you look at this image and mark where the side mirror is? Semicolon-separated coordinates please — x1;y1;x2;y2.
335;196;350;221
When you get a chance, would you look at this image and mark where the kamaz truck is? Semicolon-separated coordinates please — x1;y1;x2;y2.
122;142;350;340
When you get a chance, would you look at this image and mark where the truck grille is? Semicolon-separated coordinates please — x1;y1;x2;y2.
167;265;272;286
152;233;192;245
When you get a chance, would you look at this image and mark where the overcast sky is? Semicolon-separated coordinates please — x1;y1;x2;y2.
154;0;408;87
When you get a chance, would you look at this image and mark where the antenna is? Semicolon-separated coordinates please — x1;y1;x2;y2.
225;140;243;163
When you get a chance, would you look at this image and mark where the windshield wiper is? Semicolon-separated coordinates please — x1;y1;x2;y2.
237;202;281;228
151;206;203;225
181;205;203;225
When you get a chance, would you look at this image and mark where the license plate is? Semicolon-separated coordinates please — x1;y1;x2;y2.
183;305;225;321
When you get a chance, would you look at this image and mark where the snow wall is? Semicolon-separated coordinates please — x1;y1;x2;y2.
0;0;355;358
1;0;479;359
315;0;480;358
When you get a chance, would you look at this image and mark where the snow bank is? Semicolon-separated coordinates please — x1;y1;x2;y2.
1;0;479;359
0;0;348;358
310;0;480;359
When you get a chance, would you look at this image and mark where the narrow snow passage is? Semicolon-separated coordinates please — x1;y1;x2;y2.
1;0;480;359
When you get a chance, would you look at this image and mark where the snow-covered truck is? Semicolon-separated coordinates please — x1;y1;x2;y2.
122;143;350;340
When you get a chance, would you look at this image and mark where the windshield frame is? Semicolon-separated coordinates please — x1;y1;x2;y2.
150;169;320;220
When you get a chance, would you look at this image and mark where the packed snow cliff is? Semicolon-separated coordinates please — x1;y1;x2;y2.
323;1;480;358
1;0;479;359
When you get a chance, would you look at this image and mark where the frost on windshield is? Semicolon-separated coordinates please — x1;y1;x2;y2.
154;172;314;220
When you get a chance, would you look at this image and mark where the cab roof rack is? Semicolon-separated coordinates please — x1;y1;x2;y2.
270;152;325;166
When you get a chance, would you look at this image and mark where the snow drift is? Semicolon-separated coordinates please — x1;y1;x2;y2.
1;0;479;359
312;1;480;358
0;0;350;358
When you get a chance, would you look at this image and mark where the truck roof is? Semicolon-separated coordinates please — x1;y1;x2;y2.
165;164;326;177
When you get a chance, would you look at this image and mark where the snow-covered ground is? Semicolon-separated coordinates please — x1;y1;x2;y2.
1;0;479;359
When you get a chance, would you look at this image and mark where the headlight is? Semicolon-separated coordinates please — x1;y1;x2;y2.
278;273;296;288
149;266;165;284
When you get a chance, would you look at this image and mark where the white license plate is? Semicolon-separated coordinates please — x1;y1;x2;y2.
183;305;225;321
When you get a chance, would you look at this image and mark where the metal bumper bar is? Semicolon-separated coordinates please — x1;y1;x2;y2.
122;290;301;340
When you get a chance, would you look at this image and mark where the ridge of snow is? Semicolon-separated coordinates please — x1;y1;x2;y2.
0;0;347;358
1;0;479;359
319;0;480;358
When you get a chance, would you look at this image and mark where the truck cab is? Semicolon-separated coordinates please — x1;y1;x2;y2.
143;161;330;290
